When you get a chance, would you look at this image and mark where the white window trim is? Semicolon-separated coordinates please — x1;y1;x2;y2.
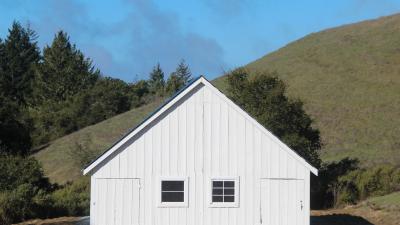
208;176;240;208
158;176;189;208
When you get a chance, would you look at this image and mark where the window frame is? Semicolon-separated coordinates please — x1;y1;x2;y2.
208;176;240;208
158;176;189;208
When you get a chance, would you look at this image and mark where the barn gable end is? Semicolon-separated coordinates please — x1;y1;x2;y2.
85;76;317;225
83;76;317;176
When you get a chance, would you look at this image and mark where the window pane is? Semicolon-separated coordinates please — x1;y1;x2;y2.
212;188;223;195
224;181;234;187
162;181;184;191
224;188;234;195
213;181;223;187
224;196;234;202
212;196;223;202
162;192;184;202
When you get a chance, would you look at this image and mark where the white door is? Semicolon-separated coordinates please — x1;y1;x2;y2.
94;178;140;225
260;179;305;225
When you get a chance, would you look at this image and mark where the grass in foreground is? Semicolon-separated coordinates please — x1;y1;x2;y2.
364;191;400;211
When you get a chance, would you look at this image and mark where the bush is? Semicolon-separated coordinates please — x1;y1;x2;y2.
0;156;55;224
311;158;359;209
0;155;52;191
51;178;90;216
0;183;54;225
337;165;400;206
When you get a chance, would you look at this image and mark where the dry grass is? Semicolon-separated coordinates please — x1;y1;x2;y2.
34;99;163;183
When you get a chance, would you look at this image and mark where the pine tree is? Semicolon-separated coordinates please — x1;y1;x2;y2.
165;72;182;95
165;59;192;95
1;22;40;105
0;23;36;155
0;94;31;155
0;38;5;80
148;63;165;95
175;59;192;85
36;31;99;102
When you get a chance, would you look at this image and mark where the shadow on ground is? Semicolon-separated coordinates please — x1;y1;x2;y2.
311;214;374;225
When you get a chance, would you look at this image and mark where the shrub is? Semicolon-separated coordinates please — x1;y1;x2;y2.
0;156;54;224
0;155;52;191
51;178;90;216
336;165;400;206
0;183;49;224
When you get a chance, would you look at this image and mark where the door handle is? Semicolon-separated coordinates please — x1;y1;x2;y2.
300;200;303;210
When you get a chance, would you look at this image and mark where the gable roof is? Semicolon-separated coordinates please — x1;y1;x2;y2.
83;76;318;176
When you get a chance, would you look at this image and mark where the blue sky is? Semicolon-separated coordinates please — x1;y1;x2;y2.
1;0;400;81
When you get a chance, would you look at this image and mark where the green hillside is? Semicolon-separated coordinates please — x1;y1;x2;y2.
217;14;400;165
34;99;163;184
35;14;400;183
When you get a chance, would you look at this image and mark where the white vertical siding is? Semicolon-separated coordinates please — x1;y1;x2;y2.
91;84;312;225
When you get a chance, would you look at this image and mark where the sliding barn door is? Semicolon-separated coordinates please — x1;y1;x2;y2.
260;179;305;225
94;178;140;225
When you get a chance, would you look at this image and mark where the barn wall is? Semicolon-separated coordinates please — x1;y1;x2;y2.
91;83;311;225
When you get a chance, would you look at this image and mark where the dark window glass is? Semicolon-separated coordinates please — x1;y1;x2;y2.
161;180;184;203
212;196;223;202
213;181;223;187
224;196;235;202
162;181;184;191
224;188;234;195
212;188;223;195
224;181;234;187
211;180;236;203
162;192;184;202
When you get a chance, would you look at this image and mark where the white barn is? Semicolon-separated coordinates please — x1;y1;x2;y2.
83;76;318;225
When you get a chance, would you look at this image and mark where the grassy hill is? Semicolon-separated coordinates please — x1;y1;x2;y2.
35;14;400;183
217;14;400;165
34;99;163;184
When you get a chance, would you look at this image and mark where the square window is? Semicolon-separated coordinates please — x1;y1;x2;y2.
158;177;188;207
209;177;239;207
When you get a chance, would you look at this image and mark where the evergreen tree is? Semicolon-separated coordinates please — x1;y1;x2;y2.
0;22;40;105
175;59;192;85
148;63;165;95
227;68;322;168
129;80;149;107
0;38;4;71
0;23;35;155
165;72;182;95
0;94;31;155
165;59;192;95
35;31;99;102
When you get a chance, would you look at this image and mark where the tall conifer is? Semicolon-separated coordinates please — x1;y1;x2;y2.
1;22;39;105
36;31;99;102
148;63;165;95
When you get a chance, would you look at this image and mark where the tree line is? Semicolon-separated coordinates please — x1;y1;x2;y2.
0;22;193;156
0;21;192;224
